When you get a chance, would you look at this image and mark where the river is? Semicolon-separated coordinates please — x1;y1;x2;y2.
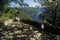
32;7;46;22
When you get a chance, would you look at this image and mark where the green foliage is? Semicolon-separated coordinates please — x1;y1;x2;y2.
34;0;60;27
22;7;38;15
0;7;34;20
18;11;32;20
34;0;57;7
0;0;30;20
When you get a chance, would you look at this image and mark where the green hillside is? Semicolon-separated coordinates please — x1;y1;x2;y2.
0;7;38;20
22;7;38;15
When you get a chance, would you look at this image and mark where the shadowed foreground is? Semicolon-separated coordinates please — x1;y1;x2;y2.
0;19;60;40
20;19;60;35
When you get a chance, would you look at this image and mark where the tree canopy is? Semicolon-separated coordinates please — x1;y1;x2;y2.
0;0;31;20
34;0;60;27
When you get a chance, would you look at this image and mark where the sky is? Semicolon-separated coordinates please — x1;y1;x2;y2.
24;0;41;7
10;0;41;7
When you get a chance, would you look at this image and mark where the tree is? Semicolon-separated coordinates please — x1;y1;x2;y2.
0;0;30;20
34;0;60;27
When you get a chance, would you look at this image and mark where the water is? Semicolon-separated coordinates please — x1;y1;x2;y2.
32;15;42;22
37;8;45;15
32;7;46;22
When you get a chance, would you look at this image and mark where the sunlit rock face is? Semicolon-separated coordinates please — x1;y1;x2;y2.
4;19;20;26
4;19;13;26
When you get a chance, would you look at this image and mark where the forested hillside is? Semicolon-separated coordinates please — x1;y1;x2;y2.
22;7;38;15
0;7;38;20
0;0;38;21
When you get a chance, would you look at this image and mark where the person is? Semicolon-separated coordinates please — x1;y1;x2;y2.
41;23;44;30
40;23;45;34
16;17;20;21
28;26;34;37
13;17;20;22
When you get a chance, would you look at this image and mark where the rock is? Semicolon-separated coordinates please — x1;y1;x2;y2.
30;37;36;40
0;20;4;26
